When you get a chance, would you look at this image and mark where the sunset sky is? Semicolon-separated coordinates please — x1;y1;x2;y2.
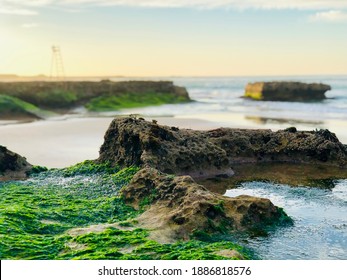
1;0;347;77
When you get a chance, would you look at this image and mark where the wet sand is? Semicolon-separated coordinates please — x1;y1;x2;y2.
1;115;347;168
0;116;222;168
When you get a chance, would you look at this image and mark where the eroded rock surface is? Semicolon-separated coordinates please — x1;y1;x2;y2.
245;81;331;101
0;145;32;180
122;168;291;241
98;117;347;179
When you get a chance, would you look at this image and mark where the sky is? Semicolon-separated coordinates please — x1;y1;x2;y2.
1;0;347;77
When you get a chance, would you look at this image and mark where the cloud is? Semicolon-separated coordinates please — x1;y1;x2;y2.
21;22;39;28
3;0;347;10
58;1;347;10
2;0;347;16
0;6;38;15
309;10;347;23
5;0;54;7
0;1;39;15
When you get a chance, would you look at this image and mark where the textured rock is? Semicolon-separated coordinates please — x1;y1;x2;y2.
244;81;331;101
0;146;32;180
98;117;347;179
121;168;291;240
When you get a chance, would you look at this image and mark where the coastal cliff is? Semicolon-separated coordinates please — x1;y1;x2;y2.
244;81;331;101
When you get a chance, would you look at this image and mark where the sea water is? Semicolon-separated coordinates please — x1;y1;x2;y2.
112;75;347;142
225;180;347;260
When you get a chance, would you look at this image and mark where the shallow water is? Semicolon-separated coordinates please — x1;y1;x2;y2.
225;180;347;259
114;75;347;142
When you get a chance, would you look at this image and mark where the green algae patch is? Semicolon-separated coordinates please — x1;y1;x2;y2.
33;89;77;108
0;161;249;260
58;227;250;260
60;160;120;176
86;92;189;112
0;94;54;119
0;163;141;259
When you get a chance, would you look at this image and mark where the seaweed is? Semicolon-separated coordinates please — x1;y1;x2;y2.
86;92;188;112
0;161;249;260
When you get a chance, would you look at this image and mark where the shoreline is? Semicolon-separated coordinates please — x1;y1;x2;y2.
0;116;223;168
1;114;347;168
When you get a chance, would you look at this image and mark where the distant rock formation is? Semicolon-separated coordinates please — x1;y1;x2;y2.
121;167;291;241
0;95;52;120
0;146;32;181
0;80;190;111
244;81;331;101
98;117;347;179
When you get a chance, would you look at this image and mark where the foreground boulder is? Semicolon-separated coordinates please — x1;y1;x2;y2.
244;81;331;101
98;117;347;178
0;146;32;180
121;168;291;241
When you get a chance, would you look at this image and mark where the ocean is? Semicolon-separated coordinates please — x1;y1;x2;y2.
110;75;347;142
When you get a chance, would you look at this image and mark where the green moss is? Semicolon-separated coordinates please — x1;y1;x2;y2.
191;230;213;242
139;189;157;209
132;239;250;260
86;92;189;112
0;94;53;118
35;89;77;108
118;221;134;227
212;200;225;214
58;227;250;260
60;160;119;177
0;234;68;260
276;207;294;225
0;161;249;260
27;165;48;175
0;163;141;259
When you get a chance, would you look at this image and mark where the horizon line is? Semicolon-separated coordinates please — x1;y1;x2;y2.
1;73;347;79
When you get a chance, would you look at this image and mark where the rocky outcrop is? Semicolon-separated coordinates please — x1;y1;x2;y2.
0;146;32;180
244;81;331;101
0;80;190;110
98;117;347;179
0;95;52;120
121;167;291;241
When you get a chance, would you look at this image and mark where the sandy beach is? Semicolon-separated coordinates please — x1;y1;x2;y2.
0;116;222;168
1;114;347;168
